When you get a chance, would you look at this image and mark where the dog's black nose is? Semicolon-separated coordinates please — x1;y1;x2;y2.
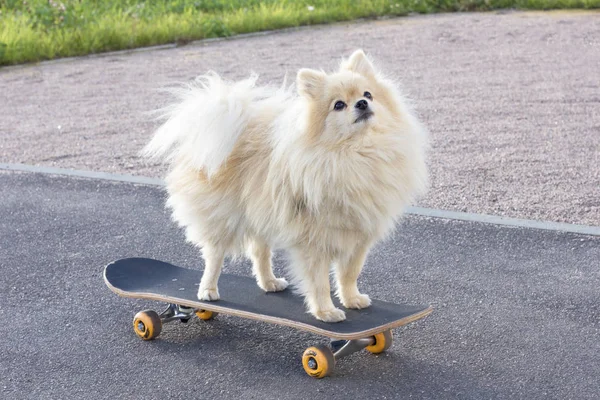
355;100;368;110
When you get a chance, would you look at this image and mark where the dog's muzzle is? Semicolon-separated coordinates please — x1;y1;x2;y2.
354;110;374;123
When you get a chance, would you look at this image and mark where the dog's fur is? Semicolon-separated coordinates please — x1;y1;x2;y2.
143;50;428;322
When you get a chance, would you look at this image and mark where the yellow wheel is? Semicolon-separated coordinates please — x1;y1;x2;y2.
133;310;162;340
195;309;218;320
366;330;393;354
302;345;335;378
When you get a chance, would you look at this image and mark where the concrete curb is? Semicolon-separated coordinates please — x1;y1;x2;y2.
2;162;599;236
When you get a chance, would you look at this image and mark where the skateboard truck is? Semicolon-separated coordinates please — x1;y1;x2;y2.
330;337;375;359
159;303;195;323
300;331;393;378
132;304;218;341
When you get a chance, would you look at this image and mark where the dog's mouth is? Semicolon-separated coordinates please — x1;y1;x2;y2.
354;111;374;124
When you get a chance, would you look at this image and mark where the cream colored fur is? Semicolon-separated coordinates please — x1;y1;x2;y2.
143;50;428;322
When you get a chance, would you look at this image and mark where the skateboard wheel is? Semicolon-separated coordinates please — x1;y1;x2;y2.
133;310;162;340
366;330;393;354
195;310;218;321
302;345;335;379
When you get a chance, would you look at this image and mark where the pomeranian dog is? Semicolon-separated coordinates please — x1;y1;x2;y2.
143;50;428;322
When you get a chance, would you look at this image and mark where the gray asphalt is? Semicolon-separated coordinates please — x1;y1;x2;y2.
1;170;598;399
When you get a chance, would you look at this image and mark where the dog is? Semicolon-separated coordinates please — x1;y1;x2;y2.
143;50;428;322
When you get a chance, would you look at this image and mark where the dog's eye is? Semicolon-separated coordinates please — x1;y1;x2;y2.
334;101;346;111
364;91;373;100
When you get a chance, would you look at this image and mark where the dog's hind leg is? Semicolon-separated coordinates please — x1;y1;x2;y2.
247;238;288;292
197;244;225;301
334;243;372;309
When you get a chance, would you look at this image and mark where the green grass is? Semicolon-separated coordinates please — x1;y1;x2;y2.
0;0;598;66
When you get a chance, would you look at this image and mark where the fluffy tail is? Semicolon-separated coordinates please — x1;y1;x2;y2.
142;72;269;176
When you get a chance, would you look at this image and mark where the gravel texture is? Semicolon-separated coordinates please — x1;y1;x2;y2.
1;11;599;225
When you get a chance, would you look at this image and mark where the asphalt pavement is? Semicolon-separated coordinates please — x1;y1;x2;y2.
1;170;598;399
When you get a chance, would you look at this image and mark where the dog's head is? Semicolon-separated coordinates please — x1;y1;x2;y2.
296;50;402;143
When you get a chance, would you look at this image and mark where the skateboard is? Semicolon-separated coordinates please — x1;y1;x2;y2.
104;257;432;378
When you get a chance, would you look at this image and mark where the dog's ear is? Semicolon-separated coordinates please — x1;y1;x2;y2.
297;69;326;99
341;50;376;78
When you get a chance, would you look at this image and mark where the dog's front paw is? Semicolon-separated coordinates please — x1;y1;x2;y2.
258;277;289;293
197;287;220;301
341;293;371;309
313;307;346;323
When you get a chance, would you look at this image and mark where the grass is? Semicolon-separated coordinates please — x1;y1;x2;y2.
0;0;598;66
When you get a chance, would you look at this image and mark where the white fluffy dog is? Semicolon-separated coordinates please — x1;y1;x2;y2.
143;50;428;322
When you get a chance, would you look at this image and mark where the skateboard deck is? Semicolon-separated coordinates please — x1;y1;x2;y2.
105;258;432;340
105;258;432;378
